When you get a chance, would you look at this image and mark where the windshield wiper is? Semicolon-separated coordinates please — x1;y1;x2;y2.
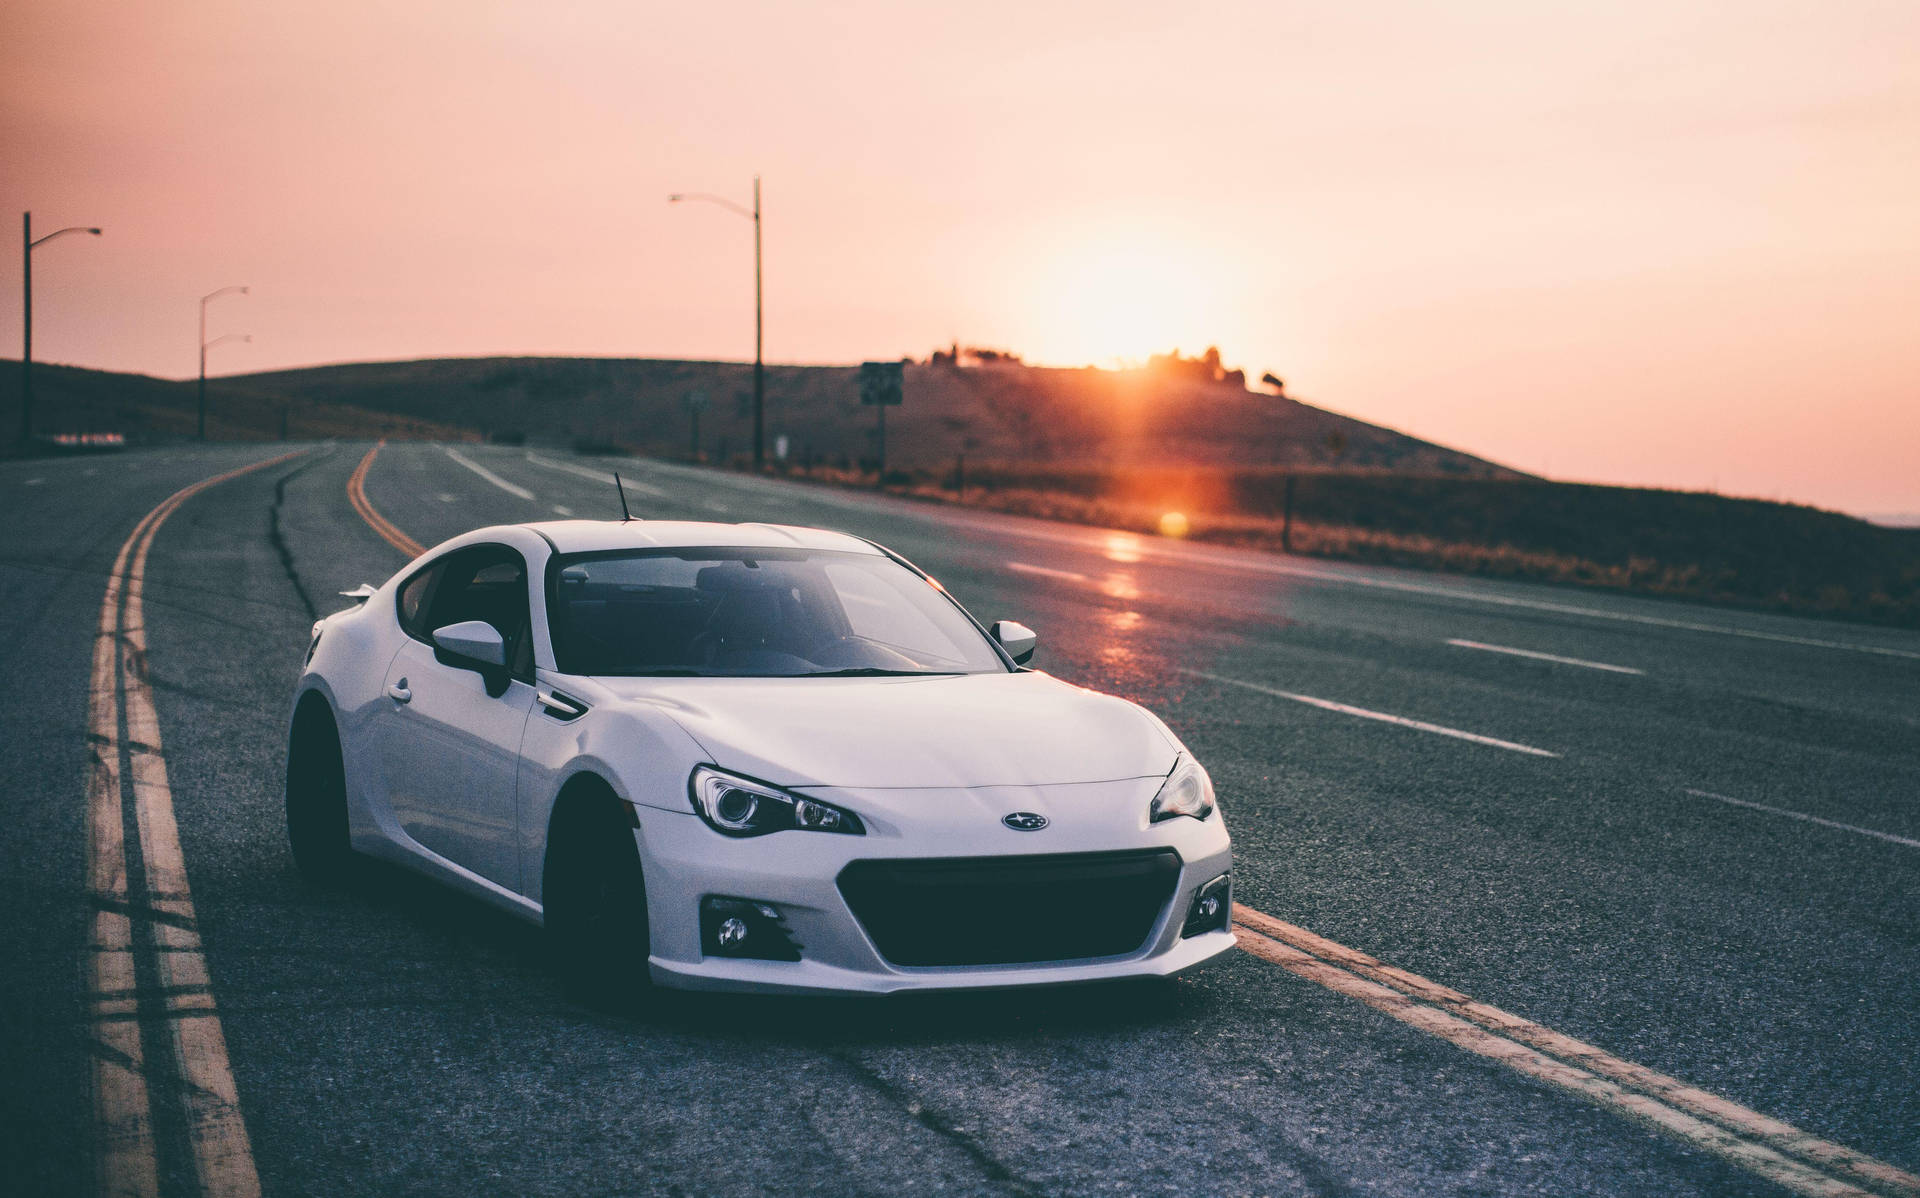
795;668;960;678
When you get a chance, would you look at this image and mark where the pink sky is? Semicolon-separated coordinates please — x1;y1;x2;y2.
4;1;1917;516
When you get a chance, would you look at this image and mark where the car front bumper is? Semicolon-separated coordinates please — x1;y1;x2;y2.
630;781;1235;996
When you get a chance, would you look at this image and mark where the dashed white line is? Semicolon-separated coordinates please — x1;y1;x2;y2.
1446;638;1645;675
530;452;1920;661
522;451;668;497
1006;561;1090;583
551;505;573;517
443;446;536;500
1683;789;1920;850
1179;667;1560;757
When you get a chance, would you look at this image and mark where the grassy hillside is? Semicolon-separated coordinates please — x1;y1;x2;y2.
220;355;1521;476
0;360;471;445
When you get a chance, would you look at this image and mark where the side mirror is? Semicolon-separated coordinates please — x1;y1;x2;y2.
432;620;511;696
990;619;1038;666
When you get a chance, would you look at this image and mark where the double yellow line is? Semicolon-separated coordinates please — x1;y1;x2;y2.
347;441;423;558
1234;909;1918;1197
87;451;301;1198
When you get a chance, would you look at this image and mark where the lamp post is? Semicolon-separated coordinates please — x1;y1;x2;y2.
198;286;249;440
20;212;103;446
668;177;763;470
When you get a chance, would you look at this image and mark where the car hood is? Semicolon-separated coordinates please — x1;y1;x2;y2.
592;670;1180;789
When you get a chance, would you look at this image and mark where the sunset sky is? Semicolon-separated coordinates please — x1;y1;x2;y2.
4;1;1917;516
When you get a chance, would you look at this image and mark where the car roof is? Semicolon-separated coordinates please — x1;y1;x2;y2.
520;519;883;556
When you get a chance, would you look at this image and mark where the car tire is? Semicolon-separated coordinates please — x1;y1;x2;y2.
544;783;653;1011
285;698;358;886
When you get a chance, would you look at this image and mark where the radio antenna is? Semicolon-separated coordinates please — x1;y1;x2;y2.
613;472;633;521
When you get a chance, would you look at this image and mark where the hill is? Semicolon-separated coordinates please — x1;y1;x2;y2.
0;360;470;445
217;355;1521;476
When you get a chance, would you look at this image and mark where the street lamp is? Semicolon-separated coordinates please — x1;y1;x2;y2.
199;286;249;441
20;212;103;446
669;176;763;469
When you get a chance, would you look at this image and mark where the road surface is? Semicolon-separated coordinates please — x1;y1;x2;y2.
4;441;1916;1197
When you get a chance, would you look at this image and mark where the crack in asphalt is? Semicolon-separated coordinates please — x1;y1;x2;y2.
269;451;330;622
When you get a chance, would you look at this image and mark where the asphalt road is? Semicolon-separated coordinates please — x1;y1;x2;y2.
4;441;1916;1198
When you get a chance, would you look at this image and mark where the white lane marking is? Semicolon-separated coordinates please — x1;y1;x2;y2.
444;446;535;500
1233;908;1919;1198
1179;667;1560;757
437;492;456;503
704;501;731;514
551;504;573;516
532;453;1920;664
1683;789;1920;850
522;451;668;496
25;476;44;485
1446;638;1645;675
597;461;1920;661
1006;561;1090;583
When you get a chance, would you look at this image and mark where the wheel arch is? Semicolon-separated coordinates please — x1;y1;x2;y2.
536;770;637;909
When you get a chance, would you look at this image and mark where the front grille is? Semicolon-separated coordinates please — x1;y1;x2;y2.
837;849;1181;967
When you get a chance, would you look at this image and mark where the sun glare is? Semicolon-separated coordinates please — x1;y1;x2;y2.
1016;238;1223;368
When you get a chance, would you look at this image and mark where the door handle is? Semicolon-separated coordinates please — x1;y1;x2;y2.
388;679;411;704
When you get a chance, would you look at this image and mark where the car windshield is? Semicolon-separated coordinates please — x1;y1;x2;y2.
546;548;1009;677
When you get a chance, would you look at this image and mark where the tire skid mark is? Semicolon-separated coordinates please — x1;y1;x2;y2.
85;450;301;1198
822;1048;1050;1198
1233;906;1919;1198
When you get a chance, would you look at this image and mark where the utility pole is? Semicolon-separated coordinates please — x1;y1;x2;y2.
668;176;764;469
198;286;249;440
751;175;763;472
19;212;102;446
21;214;29;447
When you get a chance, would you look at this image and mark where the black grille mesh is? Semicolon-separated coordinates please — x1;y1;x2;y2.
837;849;1180;967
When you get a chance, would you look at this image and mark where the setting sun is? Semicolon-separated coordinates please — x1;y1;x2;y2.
1011;233;1235;368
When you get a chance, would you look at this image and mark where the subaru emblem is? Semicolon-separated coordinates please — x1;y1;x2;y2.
1002;812;1049;831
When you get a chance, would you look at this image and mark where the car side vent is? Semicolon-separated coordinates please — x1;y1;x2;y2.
536;689;589;722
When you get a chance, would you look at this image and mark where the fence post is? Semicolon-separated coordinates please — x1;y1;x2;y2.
1283;474;1295;553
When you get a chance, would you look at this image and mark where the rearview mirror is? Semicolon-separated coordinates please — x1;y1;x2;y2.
990;619;1038;666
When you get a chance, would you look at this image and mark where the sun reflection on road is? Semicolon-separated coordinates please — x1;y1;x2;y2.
1103;532;1144;564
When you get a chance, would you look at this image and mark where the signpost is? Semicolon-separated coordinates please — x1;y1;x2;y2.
682;389;708;460
858;361;904;475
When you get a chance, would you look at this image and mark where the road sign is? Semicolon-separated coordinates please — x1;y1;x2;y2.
859;361;903;406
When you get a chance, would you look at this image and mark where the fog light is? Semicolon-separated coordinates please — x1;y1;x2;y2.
700;897;802;961
1182;873;1230;938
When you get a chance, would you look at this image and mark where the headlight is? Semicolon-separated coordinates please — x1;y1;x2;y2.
688;766;866;838
1149;754;1216;823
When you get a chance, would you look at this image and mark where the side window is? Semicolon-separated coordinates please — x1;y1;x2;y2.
396;565;440;642
422;546;533;677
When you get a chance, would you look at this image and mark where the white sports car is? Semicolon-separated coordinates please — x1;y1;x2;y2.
286;519;1234;1000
